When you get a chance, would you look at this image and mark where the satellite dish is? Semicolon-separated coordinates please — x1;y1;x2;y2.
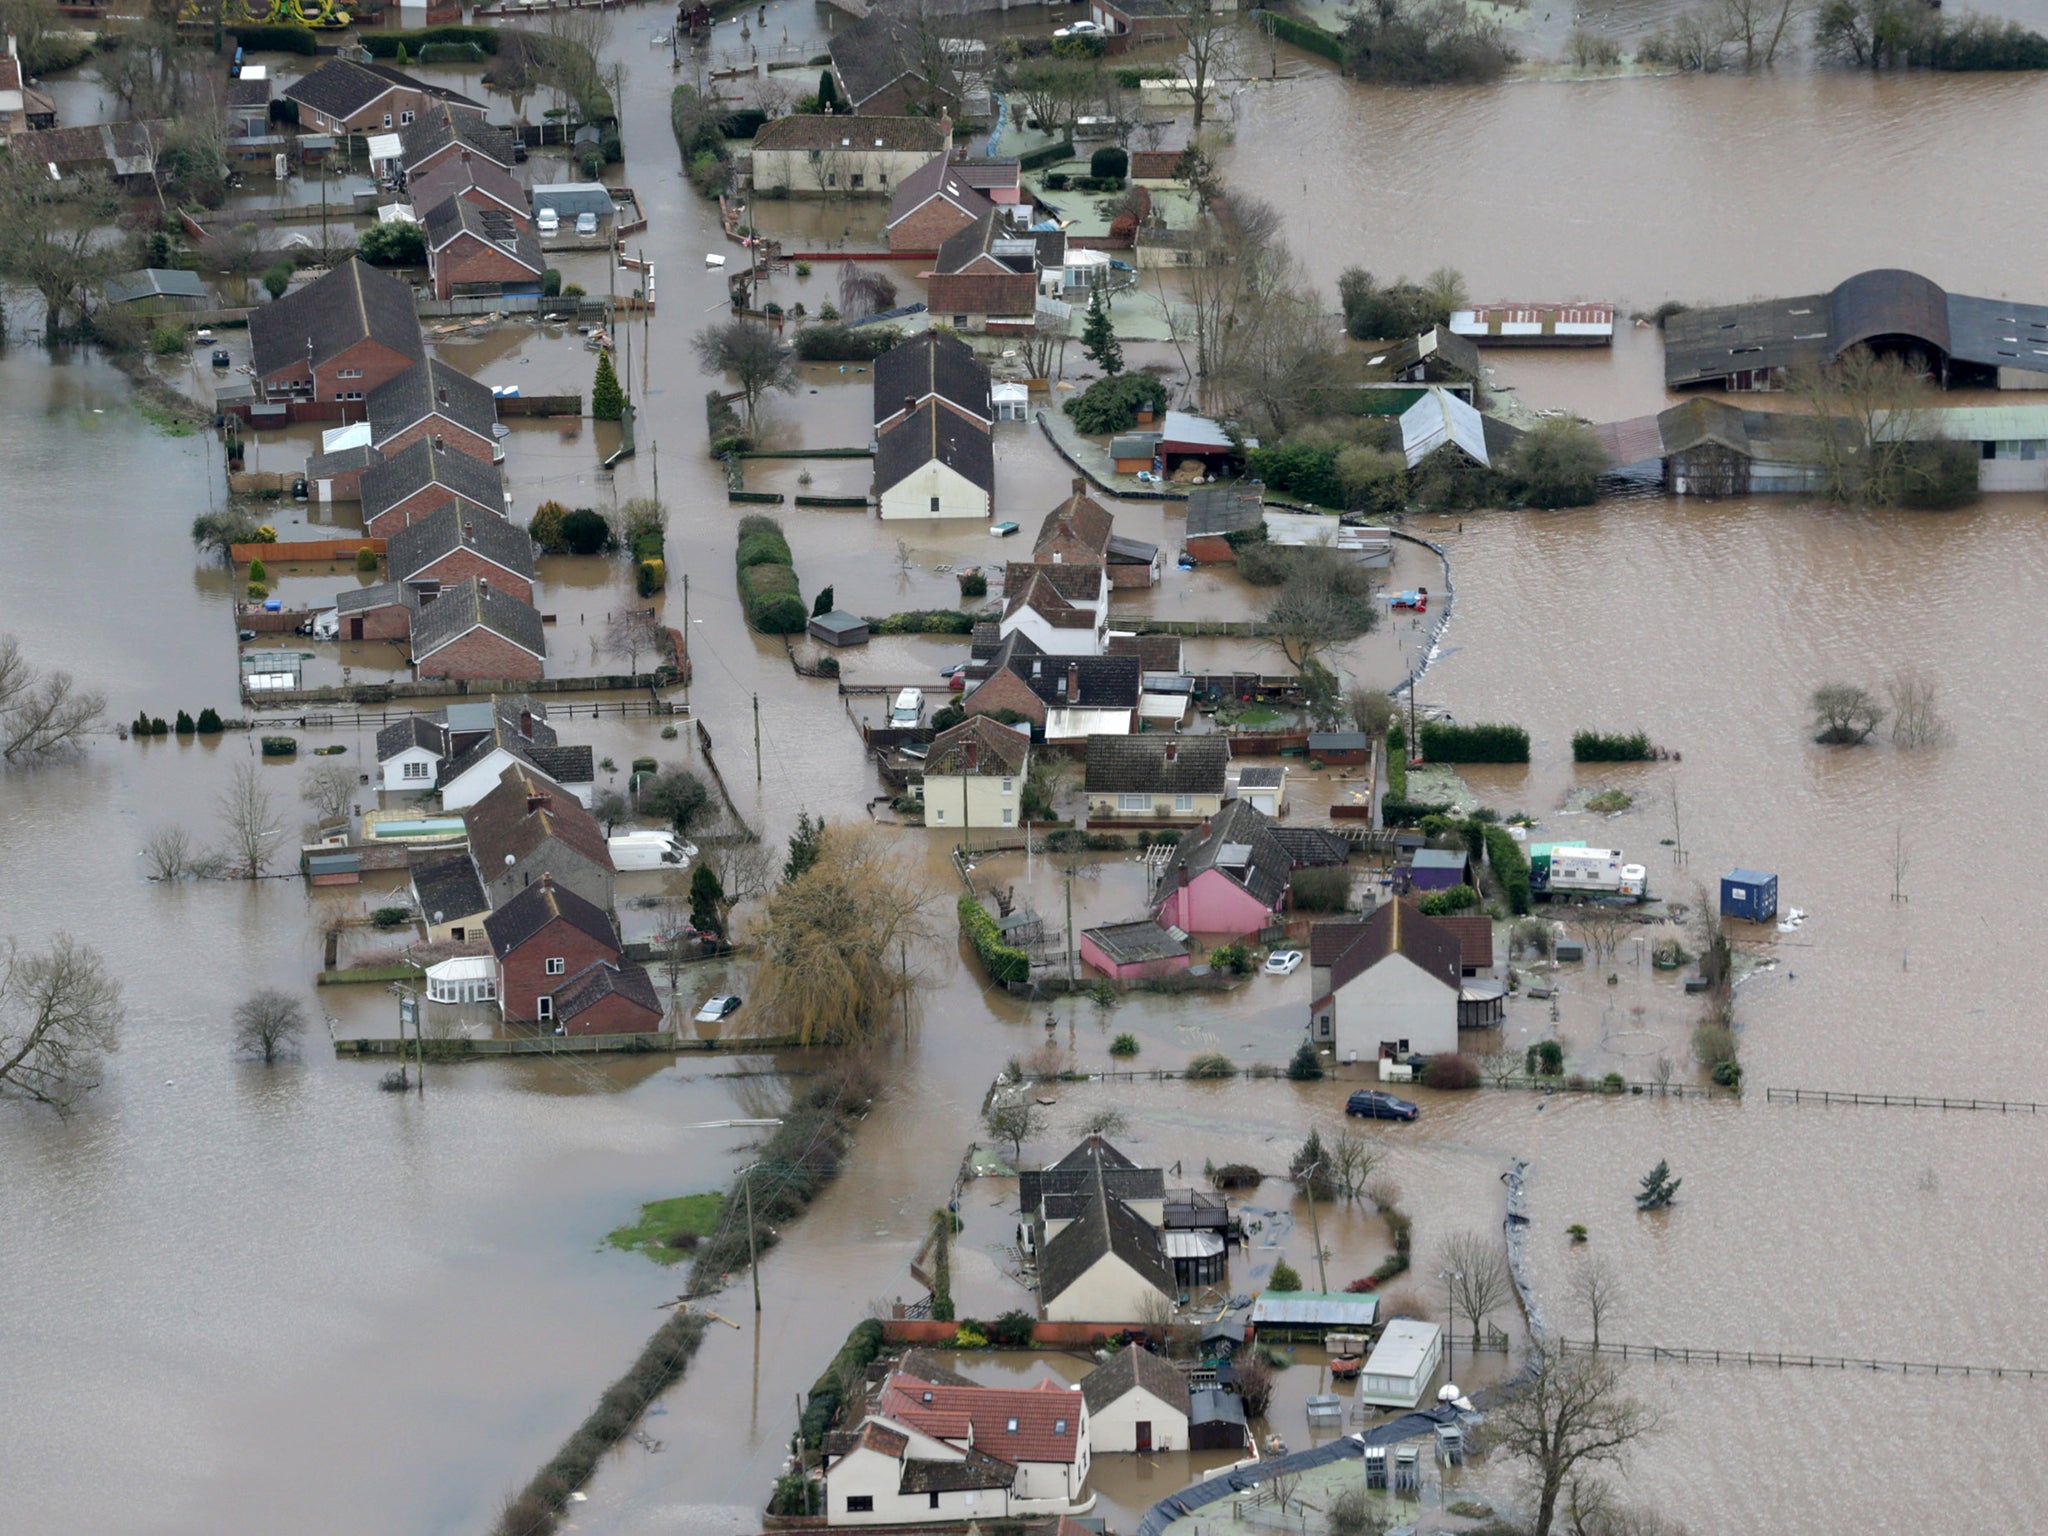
1438;1383;1460;1403
505;854;516;866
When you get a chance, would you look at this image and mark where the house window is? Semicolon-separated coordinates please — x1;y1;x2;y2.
382;113;393;128
337;368;363;379
850;173;865;189
879;172;890;185
545;957;566;976
1002;808;1014;826
1006;1418;1019;1433
928;1494;941;1510
400;110;415;125
1119;793;1149;812
826;173;838;187
846;1497;874;1513
450;927;464;942
807;149;821;163
1055;1419;1068;1435
931;807;946;823
1001;778;1014;794
930;496;941;513
1317;1013;1332;1040
953;315;968;327
536;995;553;1019
1174;793;1195;813
402;761;430;780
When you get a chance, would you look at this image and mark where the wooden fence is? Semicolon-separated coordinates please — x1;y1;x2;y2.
1767;1087;2048;1114
334;1031;806;1058
231;537;383;564
247;673;680;708
1557;1338;2048;1381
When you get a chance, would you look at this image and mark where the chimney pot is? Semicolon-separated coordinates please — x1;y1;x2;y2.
965;739;979;769
437;384;448;403
1066;663;1079;703
529;794;550;813
1072;476;1084;494
1165;740;1177;761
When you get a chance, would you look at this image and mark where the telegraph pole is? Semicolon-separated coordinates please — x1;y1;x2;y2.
1303;1162;1328;1292
745;1166;762;1312
753;692;762;781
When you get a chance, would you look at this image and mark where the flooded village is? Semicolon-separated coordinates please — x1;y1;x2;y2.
7;0;2048;1533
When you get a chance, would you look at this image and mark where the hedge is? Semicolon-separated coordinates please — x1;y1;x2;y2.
360;24;500;55
1380;795;1454;827
1019;140;1075;171
229;23;319;53
740;563;806;632
868;610;975;635
801;1319;886;1448
736;526;793;569
960;895;1030;985
1483;824;1533;915
1257;8;1345;62
1419;721;1529;764
1386;724;1408;801
794;324;903;362
707;389;751;456
729;490;785;504
1572;730;1652;762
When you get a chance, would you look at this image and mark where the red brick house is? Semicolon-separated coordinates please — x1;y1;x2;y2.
465;765;615;913
926;271;1038;334
247;258;425;407
1035;481;1162;589
400;102;517;182
886;155;995;254
387;503;536;605
483;876;623;1026
368;359;503;466
422;194;546;301
332;581;419;642
409;577;546;683
828;12;964;118
406;150;529;231
549;959;664;1035
360;438;506;539
283;58;481;136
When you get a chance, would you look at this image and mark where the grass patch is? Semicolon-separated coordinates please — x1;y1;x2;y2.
605;1193;724;1264
317;964;425;985
133;400;197;438
1235;706;1281;726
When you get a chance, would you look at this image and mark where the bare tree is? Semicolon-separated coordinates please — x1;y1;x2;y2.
1003;56;1096;140
1327;1482;1390;1536
218;759;280;878
0;158;126;334
1809;682;1884;745
1488;1341;1660;1536
1265;1467;1301;1516
985;1094;1038;1159
299;762;358;825
1889;820;1909;903
1327;1125;1384;1203
232;988;307;1064
838;264;899;320
0;935;124;1115
692;319;798;424
1168;0;1238;133
1232;1349;1275;1416
1136;1287;1175;1346
1886;669;1950;749
1079;1106;1130;1138
605;609;667;675
0;636;106;759
1438;1228;1512;1346
1573;907;1632;968
1482;1046;1523;1089
1570;1253;1624;1349
1716;0;1805;66
142;827;194;882
1787;351;1971;509
592;789;631;834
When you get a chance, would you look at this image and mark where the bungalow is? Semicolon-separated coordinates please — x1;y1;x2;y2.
483;874;623;1026
827;11;963;118
874;330;992;434
746;113;950;196
926;271;1039;334
248;258;425;406
875;401;994;520
333;580;420;642
1084;737;1228;823
1035;482;1160;589
399;101;516;180
465;764;615;914
406;151;530;235
1182;483;1263;564
1358;1320;1443;1409
387;502;537;606
410;848;490;943
1307;899;1463;1062
1079;920;1190;984
367;359;503;466
360;438;507;540
422;195;545;301
1152;799;1348;938
1398;386;1522;470
921;715;1030;831
1038;1158;1175;1323
409;577;546;684
886;154;996;254
999;562;1109;656
1080;1347;1190;1454
284;58;481;136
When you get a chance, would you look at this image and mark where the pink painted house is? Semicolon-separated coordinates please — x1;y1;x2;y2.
1151;800;1351;939
1080;920;1191;982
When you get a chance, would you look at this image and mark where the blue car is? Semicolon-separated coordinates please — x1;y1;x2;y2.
1346;1089;1419;1122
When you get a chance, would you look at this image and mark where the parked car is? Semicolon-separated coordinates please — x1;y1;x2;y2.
1345;1089;1419;1121
537;207;560;236
991;520;1020;537
1054;19;1103;37
1263;949;1303;975
890;687;923;726
576;211;599;237
694;994;743;1023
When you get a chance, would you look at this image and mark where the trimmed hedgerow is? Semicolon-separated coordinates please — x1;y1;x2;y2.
1418;720;1529;763
960;895;1030;985
1482;824;1533;915
1572;730;1653;762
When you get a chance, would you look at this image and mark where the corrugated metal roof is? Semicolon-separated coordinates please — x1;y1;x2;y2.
1399;387;1491;467
1872;405;2048;443
1248;1291;1380;1328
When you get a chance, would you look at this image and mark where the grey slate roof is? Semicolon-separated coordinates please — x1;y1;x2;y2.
1038;1161;1175;1310
874;400;995;496
423;194;544;274
376;714;448;762
873;330;991;427
386;501;533;586
248;257;424;382
1372;325;1483;382
550;958;661;1023
336;580;420;616
307;444;377;478
1156;799;1295;911
361;439;506;526
105;268;210;304
1080;1345;1190;1417
1084;736;1227;796
410;850;489;925
285;58;479;122
1081;920;1190;969
410;578;545;663
1184;483;1263;536
1189;1386;1247;1429
751;113;950;155
1269;826;1351;867
896;1448;1016;1494
484;875;617;959
1020;1136;1165;1213
400;101;515;173
828;11;933;108
369;359;500;446
1005;653;1141;710
886;152;995;232
436;721;592;794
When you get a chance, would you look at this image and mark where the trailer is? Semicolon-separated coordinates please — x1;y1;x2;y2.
1527;840;1586;897
1543;846;1647;900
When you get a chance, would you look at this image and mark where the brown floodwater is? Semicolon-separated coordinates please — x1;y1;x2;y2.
9;12;2048;1535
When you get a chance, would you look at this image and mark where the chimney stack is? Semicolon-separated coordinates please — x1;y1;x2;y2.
1066;663;1079;703
904;395;917;418
1164;740;1177;762
1072;476;1084;494
438;384;449;404
519;708;535;739
965;738;979;770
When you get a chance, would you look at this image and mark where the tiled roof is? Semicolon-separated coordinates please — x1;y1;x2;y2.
1431;911;1495;972
1080;1344;1189;1416
361;438;506;525
376;714;448;762
1007;560;1101;604
1156;799;1294;911
828;12;919;107
926;270;1036;318
368;358;500;445
550;958;661;1023
15;120;167;173
306;444;377;478
752;113;950;154
249;257;424;381
1184;483;1264;536
878;1375;1087;1465
1019;1135;1164;1213
1038;1163;1175;1312
887;153;995;231
1000;653;1140;709
466;765;611;881
1321;898;1462;997
483;873;618;958
283;59;405;121
387;501;535;585
410;577;545;663
436;721;590;794
897;1446;1017;1493
1107;634;1183;673
423;193;544;274
400;101;514;173
336;580;419;616
410;850;489;924
1084;736;1227;795
1269;826;1351;867
945;157;1021;191
873;330;990;427
1034;486;1115;559
874;399;995;496
896;1350;978;1388
925;715;1029;777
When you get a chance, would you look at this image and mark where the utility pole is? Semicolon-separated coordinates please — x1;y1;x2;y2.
900;939;910;1043
1303;1162;1328;1293
1064;864;1076;986
651;438;660;505
1440;1267;1462;1377
746;1165;762;1312
795;1394;809;1514
753;692;762;781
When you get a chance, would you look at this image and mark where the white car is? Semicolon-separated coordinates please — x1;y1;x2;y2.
576;211;599;237
1054;19;1103;37
537;208;560;236
1263;949;1303;976
695;994;743;1023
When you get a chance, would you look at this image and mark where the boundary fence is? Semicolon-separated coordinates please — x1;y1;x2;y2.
1768;1087;2048;1114
1558;1338;2048;1381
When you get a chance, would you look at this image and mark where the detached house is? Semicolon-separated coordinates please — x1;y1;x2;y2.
1084;737;1228;824
1151;800;1349;938
367;359;502;466
387;503;537;606
828;11;963;118
886;154;995;254
360;438;506;539
962;641;1140;740
434;713;593;812
409;577;546;683
747;113;950;196
374;696;582;798
410;849;490;944
928;211;1051;333
1307;899;1463;1063
999;562;1109;655
483;876;658;1032
921;715;1030;830
284;58;480;136
422;195;545;301
465;764;615;914
1080;1348;1190;1455
400;101;516;181
247;258;425;406
875;401;994;520
874;331;992;434
1034;1147;1176;1323
1035;482;1161;588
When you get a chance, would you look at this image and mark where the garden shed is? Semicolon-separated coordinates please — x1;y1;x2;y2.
1404;847;1470;893
1187;1387;1248;1451
807;610;870;647
1248;1291;1380;1342
1720;867;1778;923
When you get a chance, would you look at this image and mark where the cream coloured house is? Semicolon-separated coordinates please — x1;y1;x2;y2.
1079;1347;1190;1454
876;400;994;520
921;715;1030;830
1030;1143;1175;1324
747;114;950;196
1309;899;1463;1063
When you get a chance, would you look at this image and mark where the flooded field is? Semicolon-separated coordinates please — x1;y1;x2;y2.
7;8;2048;1534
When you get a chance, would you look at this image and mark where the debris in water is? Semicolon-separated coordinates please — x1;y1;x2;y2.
1776;906;1808;933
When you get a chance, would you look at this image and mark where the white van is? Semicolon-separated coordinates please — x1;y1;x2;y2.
890;688;923;727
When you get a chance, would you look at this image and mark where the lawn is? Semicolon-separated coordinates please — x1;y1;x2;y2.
604;1192;724;1265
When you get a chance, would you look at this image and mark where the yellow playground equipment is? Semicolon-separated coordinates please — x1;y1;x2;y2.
227;0;354;29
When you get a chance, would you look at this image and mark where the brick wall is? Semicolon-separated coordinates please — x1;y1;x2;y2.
500;918;619;1023
344;603;413;641
417;547;533;605
367;488;490;540
415;624;543;683
888;199;978;255
962;668;1046;726
378;415;497;466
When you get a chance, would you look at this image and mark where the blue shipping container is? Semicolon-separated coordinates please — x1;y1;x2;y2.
1720;868;1778;923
